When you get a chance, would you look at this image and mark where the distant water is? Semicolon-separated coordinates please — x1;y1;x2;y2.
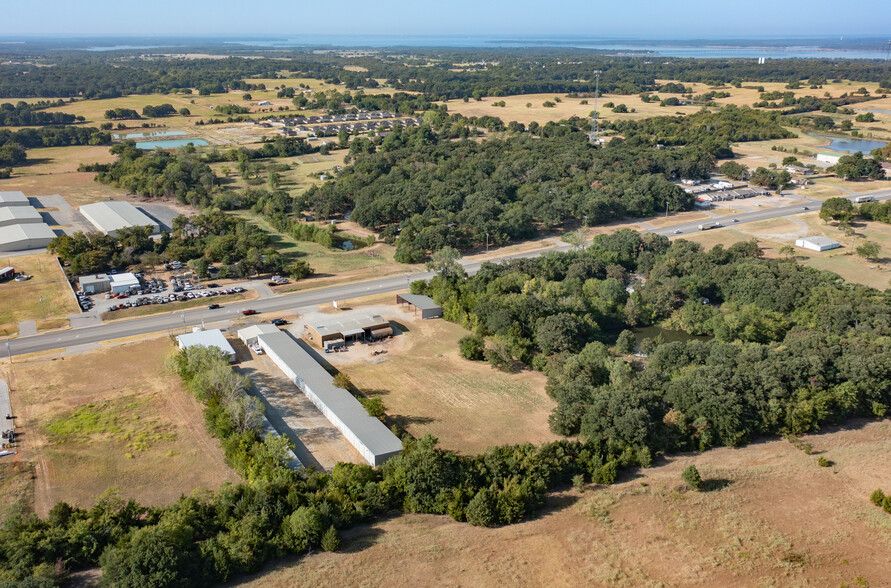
808;132;888;154
112;130;187;139
80;35;890;60
133;138;208;149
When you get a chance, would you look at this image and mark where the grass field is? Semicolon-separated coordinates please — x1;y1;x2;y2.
236;419;891;588
6;337;239;516
0;253;78;337
328;301;559;455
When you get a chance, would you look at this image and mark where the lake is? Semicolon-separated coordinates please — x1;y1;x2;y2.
632;326;711;345
133;139;209;149
112;130;187;139
808;133;888;154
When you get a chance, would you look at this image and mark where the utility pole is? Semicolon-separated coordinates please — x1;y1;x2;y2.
39;295;46;321
485;232;489;253
665;201;669;217
589;70;603;145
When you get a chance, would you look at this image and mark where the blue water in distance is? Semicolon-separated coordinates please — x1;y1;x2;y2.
112;130;187;139
133;139;209;149
808;132;888;154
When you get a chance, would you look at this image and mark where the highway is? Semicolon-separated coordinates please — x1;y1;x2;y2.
5;189;891;358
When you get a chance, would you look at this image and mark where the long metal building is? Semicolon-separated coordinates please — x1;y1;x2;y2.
0;223;56;252
0;206;44;228
257;330;403;466
79;201;160;237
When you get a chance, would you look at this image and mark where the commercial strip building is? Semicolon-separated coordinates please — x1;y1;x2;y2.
0;223;57;252
79;201;160;237
304;312;392;349
396;293;443;319
0;206;43;228
256;330;403;466
175;329;237;362
795;236;841;252
0;191;29;207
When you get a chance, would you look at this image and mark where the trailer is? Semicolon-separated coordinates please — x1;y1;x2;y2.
698;222;722;231
854;195;875;204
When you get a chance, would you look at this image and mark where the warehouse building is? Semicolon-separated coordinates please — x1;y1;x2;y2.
305;312;392;349
78;274;111;294
257;330;403;466
0;191;30;207
795;236;841;252
79;201;160;237
109;272;140;293
237;324;280;346
0;206;44;228
0;223;57;252
396;293;443;319
176;329;237;362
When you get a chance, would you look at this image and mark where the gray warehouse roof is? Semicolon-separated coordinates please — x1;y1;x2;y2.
257;331;403;463
0;191;29;206
397;293;442;311
0;206;43;226
308;312;389;337
80;201;160;235
176;329;236;359
798;236;840;247
0;223;57;251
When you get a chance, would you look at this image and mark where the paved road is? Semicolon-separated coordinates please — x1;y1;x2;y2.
6;189;891;358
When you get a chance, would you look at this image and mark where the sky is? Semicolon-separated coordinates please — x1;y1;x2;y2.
0;0;889;38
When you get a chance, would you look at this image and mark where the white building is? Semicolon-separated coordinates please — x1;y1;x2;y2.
0;206;43;228
795;236;841;252
109;272;140;293
237;324;280;346
79;201;160;237
0;191;30;207
176;329;237;362
0;223;56;252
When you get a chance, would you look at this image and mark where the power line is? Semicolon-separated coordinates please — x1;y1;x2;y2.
589;70;602;145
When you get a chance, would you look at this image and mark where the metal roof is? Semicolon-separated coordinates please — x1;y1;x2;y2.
237;324;280;343
0;223;56;247
798;236;840;247
0;191;29;206
307;312;389;337
78;274;110;286
397;293;442;311
79;201;160;235
176;329;236;357
257;331;403;461
0;206;43;224
109;272;140;288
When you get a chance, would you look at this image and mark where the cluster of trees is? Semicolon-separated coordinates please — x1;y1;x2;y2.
859;200;891;224
0;343;628;586
829;152;886;181
415;229;891;460
141;104;178;118
104;108;141;120
0;126;111;168
0;100;79;126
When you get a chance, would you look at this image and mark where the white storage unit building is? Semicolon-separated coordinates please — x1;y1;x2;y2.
0;223;56;252
176;329;237;362
257;331;403;466
795;236;841;252
0;191;30;207
237;324;281;346
0;206;44;228
108;272;140;293
79;201;160;237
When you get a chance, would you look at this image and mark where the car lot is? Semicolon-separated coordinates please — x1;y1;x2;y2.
101;286;246;313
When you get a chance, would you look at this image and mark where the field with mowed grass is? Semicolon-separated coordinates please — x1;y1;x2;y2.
236;420;891;588
0;253;78;337
5;337;239;516
334;311;559;455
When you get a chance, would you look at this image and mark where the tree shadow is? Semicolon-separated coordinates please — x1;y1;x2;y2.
387;414;436;431
701;478;733;492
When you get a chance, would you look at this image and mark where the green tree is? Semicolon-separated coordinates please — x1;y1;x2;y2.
459;334;485;361
855;241;880;261
682;465;702;490
465;488;499;527
615;329;636;354
333;373;353;390
321;526;341;552
819;197;854;223
425;246;463;278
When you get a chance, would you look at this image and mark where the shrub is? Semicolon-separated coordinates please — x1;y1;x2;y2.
870;488;885;506
321;526;341;552
682;465;702;490
360;397;387;419
465;488;499;527
459;334;485;361
884;496;891;515
333;373;352;390
817;456;831;467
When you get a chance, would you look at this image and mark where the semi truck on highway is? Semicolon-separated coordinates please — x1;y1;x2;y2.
698;222;722;230
854;195;875;204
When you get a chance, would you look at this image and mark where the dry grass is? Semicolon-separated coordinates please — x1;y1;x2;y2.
9;337;239;516
331;308;559;455
235;419;891;588
0;253;77;336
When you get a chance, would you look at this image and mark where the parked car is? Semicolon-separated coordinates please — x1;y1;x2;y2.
242;309;258;316
208;304;221;310
270;318;288;326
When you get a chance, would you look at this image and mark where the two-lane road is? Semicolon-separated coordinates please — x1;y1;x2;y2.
6;189;891;357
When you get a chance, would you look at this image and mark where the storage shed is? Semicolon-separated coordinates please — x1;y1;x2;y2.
0;223;56;252
257;330;403;466
0;206;44;228
396;293;443;319
237;324;281;346
795;236;841;252
0;191;29;207
176;329;236;362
